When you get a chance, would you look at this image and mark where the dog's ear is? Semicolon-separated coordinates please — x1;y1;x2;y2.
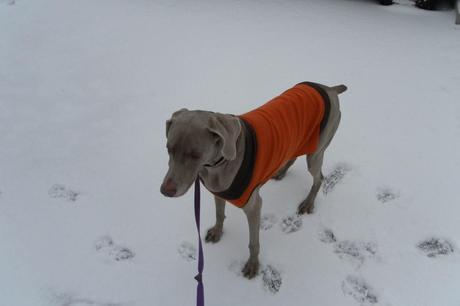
166;108;189;137
208;115;241;160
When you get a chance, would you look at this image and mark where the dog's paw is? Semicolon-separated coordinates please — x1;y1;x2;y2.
205;226;223;243
417;237;454;258
242;259;259;279
342;275;378;306
280;214;303;234
297;199;314;215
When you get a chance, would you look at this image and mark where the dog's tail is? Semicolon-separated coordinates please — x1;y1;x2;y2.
331;84;348;94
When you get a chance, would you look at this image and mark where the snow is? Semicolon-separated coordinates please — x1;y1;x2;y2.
1;0;460;305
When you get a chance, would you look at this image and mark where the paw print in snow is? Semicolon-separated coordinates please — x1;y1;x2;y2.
376;187;399;203
342;275;378;306
260;214;277;231
323;164;350;195
177;241;197;262
261;265;282;294
318;228;337;244
417;237;454;258
334;240;377;268
94;236;135;262
280;214;303;234
49;184;79;202
95;236;114;250
51;292;123;306
110;246;135;261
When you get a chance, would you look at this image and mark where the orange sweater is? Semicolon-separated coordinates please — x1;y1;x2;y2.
215;82;327;207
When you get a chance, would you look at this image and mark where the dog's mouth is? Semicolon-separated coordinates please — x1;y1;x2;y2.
176;178;198;197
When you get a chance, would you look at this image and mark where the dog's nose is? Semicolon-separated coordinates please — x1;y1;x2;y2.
161;179;177;197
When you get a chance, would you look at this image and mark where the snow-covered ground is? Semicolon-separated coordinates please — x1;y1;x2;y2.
1;0;460;305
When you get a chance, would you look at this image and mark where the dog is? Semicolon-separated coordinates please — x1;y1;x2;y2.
161;82;347;278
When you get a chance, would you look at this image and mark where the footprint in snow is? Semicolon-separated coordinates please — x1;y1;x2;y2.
318;228;337;244
376;187;399;203
260;213;277;231
261;265;282;294
228;261;282;294
417;237;454;258
342;275;378;306
95;235;114;250
49;184;79;202
322;164;350;195
51;292;123;306
334;240;377;268
317;229;377;268
279;214;303;234
177;241;197;262
110;246;135;261
94;236;135;262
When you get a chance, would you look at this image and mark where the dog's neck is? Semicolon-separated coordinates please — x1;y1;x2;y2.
198;123;246;194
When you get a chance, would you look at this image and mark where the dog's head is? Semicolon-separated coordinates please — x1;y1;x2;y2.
160;109;241;197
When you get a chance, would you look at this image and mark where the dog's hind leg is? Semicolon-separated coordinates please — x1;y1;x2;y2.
298;83;343;214
272;158;296;180
298;152;324;215
242;188;262;279
205;196;226;243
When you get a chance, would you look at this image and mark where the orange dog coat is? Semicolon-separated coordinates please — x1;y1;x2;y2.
214;82;329;207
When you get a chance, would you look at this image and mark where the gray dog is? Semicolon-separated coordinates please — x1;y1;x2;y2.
161;82;347;278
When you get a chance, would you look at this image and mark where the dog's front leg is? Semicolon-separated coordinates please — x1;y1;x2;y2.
242;189;262;279
205;196;225;243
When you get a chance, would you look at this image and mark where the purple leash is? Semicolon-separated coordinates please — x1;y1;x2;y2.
194;177;204;306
